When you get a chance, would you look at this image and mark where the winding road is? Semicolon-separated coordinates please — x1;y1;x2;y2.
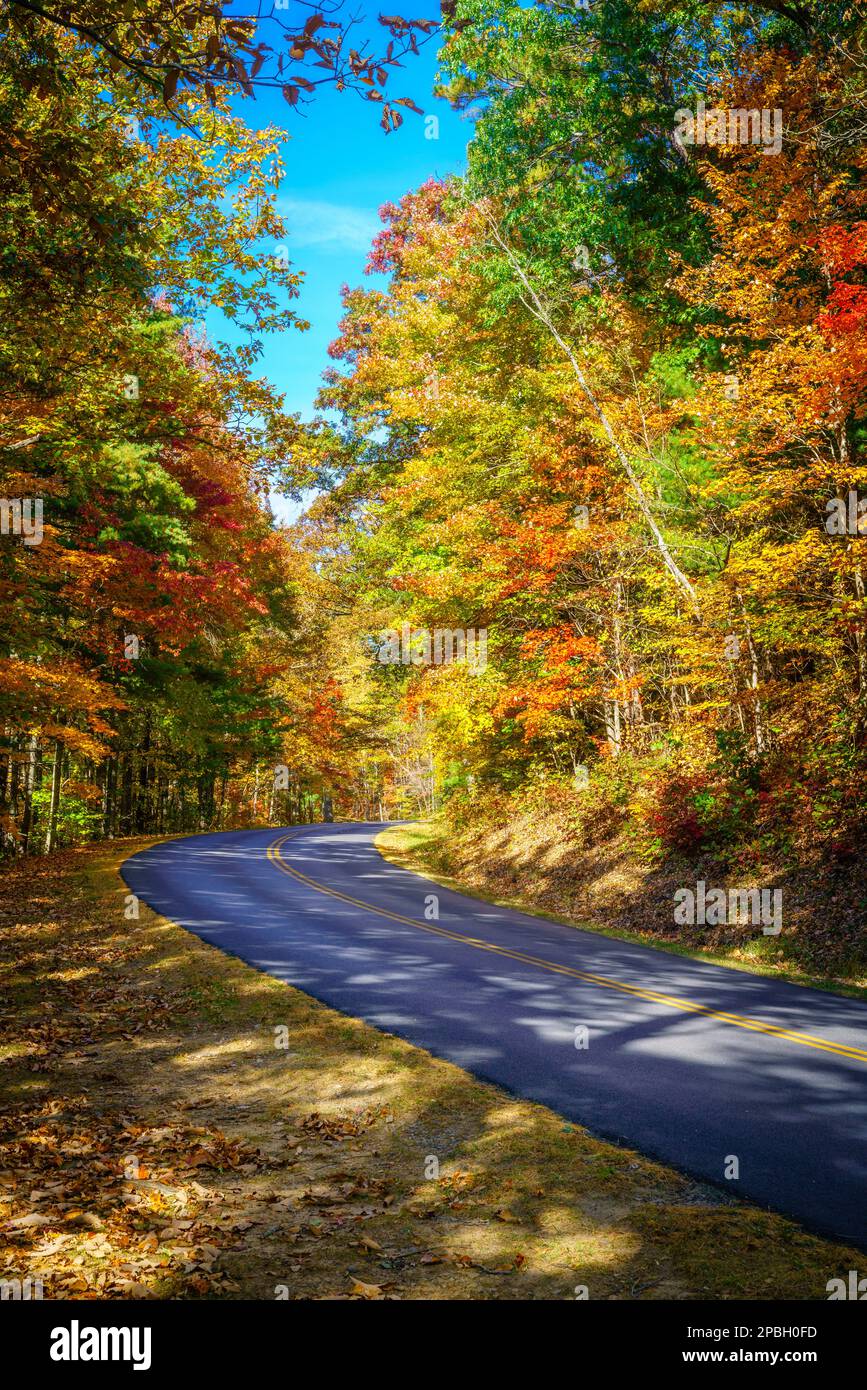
122;822;867;1248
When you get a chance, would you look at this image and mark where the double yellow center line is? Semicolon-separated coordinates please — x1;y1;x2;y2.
266;830;867;1064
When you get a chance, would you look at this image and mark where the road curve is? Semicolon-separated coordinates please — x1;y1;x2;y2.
122;821;867;1248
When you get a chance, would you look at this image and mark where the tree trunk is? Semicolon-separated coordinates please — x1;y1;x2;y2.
44;738;63;853
481;207;701;618
19;733;39;855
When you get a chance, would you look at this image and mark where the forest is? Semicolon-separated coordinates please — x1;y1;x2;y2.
2;0;866;906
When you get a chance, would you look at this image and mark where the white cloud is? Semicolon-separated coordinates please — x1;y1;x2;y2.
278;199;380;253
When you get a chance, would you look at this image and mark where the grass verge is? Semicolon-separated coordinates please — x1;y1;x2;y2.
0;835;860;1300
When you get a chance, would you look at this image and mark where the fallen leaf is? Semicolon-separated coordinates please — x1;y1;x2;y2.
350;1278;384;1299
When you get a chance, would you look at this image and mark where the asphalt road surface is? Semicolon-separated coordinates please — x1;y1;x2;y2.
122;822;867;1248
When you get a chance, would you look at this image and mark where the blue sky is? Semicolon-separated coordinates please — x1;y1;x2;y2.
219;14;470;521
